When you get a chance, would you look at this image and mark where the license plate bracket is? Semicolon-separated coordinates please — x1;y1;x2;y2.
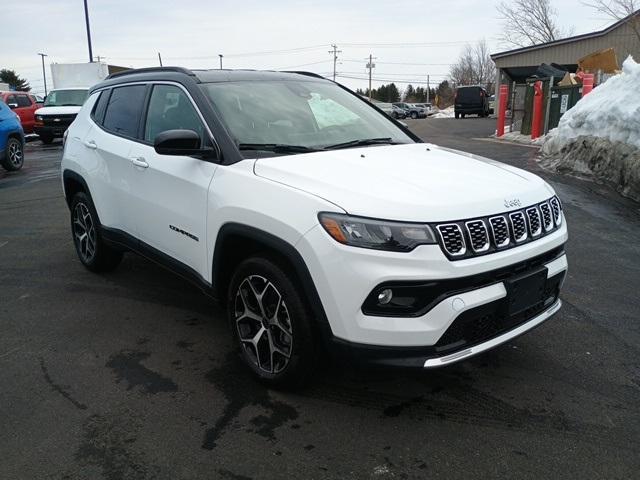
505;267;548;316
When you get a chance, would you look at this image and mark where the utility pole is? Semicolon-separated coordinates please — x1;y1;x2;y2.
83;0;94;63
218;54;223;70
328;44;341;81
158;52;163;66
366;54;376;101
37;53;48;96
426;74;430;103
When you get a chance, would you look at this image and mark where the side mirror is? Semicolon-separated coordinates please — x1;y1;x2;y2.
7;103;18;109
154;129;213;157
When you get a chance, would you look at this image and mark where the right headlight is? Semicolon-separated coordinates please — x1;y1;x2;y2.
318;212;437;252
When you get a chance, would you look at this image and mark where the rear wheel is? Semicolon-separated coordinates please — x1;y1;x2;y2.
1;137;24;171
70;192;123;272
411;112;418;119
228;256;317;388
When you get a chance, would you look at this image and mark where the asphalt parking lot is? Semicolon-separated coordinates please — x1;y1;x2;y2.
1;119;639;479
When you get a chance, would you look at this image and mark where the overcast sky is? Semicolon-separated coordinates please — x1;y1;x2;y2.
4;0;614;95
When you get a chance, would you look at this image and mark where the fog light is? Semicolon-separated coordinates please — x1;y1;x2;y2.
377;288;393;305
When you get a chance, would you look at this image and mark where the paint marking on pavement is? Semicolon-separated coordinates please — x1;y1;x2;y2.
0;241;8;248
472;137;541;149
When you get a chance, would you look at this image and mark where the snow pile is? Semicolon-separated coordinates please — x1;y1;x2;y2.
431;106;455;119
543;56;640;152
540;56;640;202
498;131;546;146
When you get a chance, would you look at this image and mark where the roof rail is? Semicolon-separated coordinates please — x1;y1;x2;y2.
106;66;195;80
282;71;329;80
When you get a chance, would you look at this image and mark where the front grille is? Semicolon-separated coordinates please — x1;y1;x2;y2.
436;224;466;256
432;196;563;260
526;207;542;237
465;220;489;252
539;202;553;231
509;212;527;242
489;216;510;248
42;114;76;127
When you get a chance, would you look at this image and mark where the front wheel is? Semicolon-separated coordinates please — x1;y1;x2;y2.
39;134;54;144
70;192;123;272
411;112;418;119
1;137;24;171
228;256;318;388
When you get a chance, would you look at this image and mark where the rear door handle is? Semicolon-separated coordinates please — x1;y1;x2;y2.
130;157;149;168
83;140;97;150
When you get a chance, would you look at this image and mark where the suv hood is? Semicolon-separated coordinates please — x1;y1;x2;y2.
253;143;553;222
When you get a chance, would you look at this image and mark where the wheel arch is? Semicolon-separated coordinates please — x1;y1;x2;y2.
212;223;330;331
62;169;91;209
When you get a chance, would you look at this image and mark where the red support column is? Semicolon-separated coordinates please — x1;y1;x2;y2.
531;81;544;140
496;84;509;137
582;73;594;96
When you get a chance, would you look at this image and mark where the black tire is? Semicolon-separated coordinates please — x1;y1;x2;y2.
1;137;24;171
70;192;123;273
411;112;418;119
227;256;318;388
455;112;460;119
461;113;466;119
39;134;54;144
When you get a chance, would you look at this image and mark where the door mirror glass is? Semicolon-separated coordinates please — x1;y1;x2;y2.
154;129;204;155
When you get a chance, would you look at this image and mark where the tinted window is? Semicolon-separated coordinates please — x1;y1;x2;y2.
102;85;147;138
16;95;31;107
144;85;204;143
6;94;17;105
91;90;110;124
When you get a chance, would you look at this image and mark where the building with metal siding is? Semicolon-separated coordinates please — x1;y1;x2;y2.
491;10;640;85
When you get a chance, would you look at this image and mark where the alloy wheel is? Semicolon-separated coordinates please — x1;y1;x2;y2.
234;275;293;374
8;140;23;168
73;203;97;263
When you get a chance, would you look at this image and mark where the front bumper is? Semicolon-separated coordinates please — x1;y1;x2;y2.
296;216;567;354
34;125;70;138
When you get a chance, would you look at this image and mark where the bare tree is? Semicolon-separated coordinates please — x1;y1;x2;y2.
449;39;496;91
498;0;573;48
582;0;640;44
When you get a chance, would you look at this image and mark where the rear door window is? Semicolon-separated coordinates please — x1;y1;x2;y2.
102;85;147;139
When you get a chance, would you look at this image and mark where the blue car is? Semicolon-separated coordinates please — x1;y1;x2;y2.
0;100;25;171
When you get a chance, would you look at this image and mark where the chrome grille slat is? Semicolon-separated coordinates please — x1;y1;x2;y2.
489;216;510;248
539;202;553;231
526;206;542;237
465;220;490;252
436;224;466;256
509;212;528;243
550;197;562;226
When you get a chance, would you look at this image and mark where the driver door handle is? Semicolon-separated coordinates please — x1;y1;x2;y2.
130;157;149;169
83;140;97;150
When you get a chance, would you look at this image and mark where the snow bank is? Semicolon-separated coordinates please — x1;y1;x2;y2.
541;56;640;202
431;106;455;119
543;56;640;152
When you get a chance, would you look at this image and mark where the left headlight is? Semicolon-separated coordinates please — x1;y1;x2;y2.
318;212;437;252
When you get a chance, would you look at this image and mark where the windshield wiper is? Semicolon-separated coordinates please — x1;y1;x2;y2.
238;143;319;154
323;137;397;150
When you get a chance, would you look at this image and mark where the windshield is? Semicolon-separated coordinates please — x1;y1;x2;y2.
200;80;413;153
44;89;88;107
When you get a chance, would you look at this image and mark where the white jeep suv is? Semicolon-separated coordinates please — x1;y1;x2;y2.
61;67;568;386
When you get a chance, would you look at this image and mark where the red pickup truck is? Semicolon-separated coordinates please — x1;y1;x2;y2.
0;91;43;134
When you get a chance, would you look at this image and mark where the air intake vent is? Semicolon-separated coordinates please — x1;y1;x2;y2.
465;220;489;252
437;224;466;256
